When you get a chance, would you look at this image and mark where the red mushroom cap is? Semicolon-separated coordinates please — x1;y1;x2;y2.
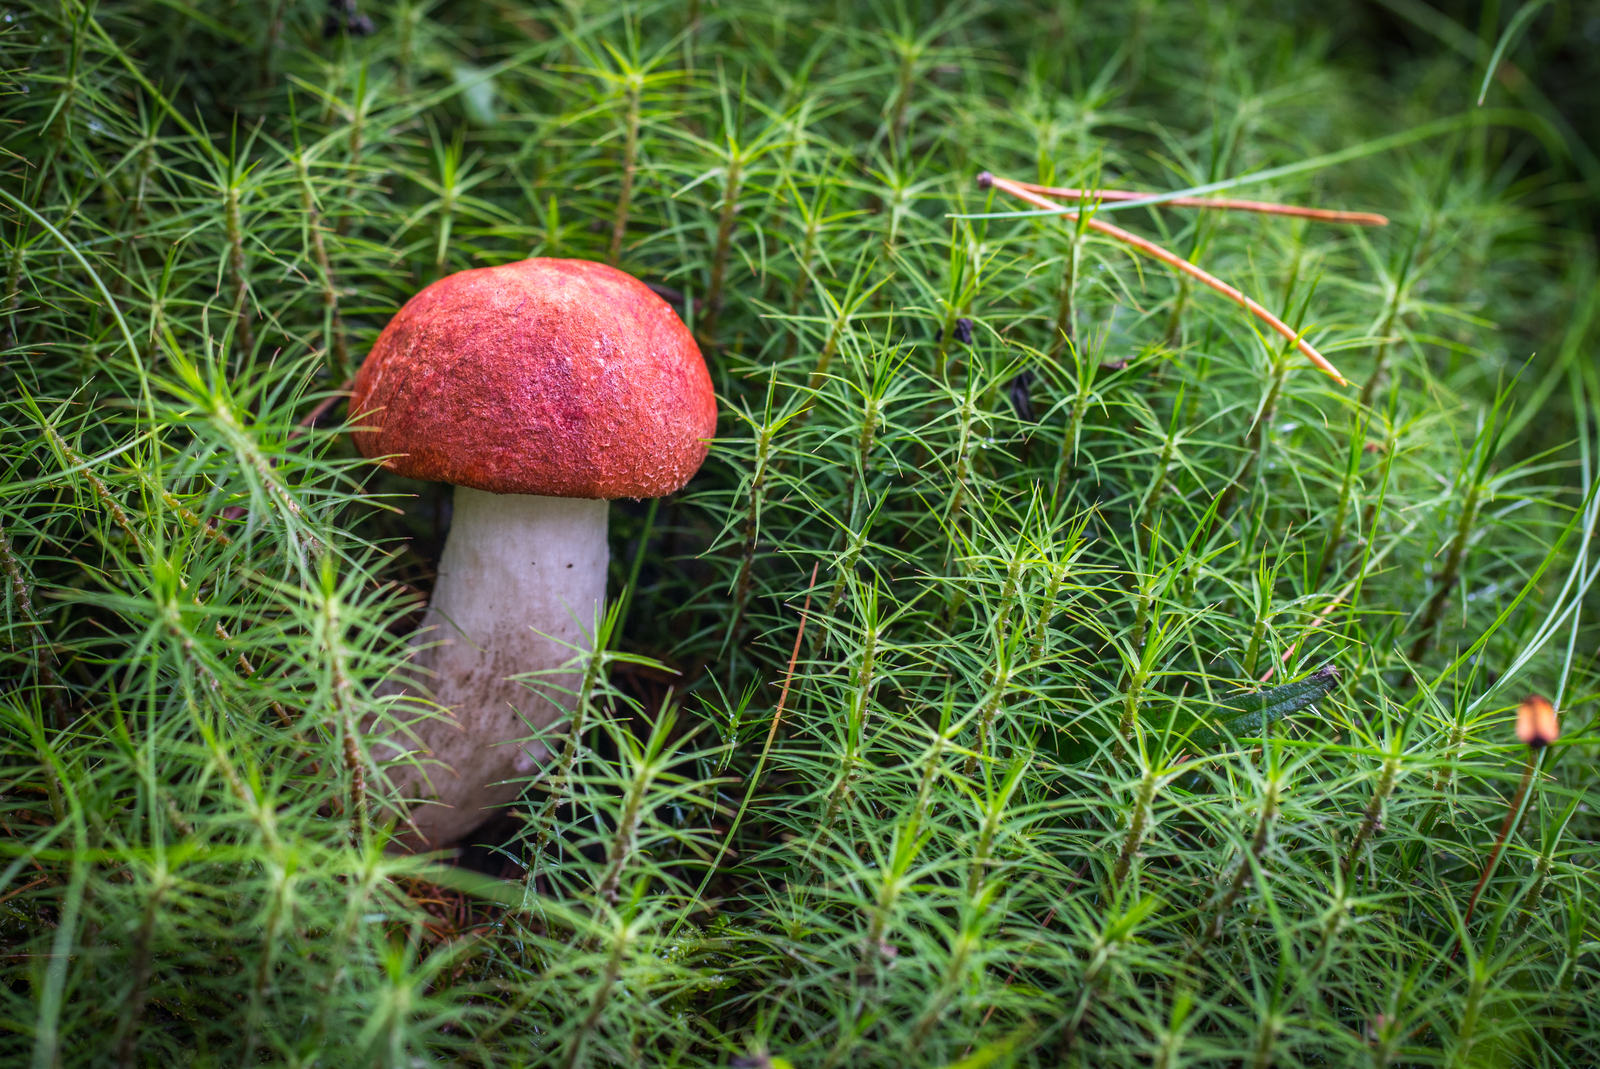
351;258;717;499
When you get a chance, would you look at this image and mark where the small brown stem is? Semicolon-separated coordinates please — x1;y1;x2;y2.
767;567;817;742
1258;584;1353;684
682;565;818;915
1452;751;1537;959
289;379;354;441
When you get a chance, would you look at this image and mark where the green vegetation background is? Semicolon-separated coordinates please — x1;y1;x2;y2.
2;0;1598;1065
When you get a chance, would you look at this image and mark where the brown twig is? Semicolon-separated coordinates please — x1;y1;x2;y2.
980;173;1351;386
766;564;820;744
1451;701;1555;961
288;379;354;440
1008;181;1390;226
672;565;818;935
0;876;48;909
1258;583;1355;683
1455;753;1534;956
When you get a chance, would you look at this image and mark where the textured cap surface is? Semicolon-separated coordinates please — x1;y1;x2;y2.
351;258;717;499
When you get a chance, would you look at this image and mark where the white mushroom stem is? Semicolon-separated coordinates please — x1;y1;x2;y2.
385;487;608;849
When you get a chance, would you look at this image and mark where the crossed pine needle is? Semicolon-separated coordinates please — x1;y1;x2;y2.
978;172;1391;387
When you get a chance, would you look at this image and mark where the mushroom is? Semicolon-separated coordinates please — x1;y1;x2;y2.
351;257;716;850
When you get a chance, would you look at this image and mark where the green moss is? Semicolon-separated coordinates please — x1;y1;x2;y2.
1;1;1597;1064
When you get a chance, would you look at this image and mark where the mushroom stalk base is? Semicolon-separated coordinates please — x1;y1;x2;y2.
385;488;608;850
